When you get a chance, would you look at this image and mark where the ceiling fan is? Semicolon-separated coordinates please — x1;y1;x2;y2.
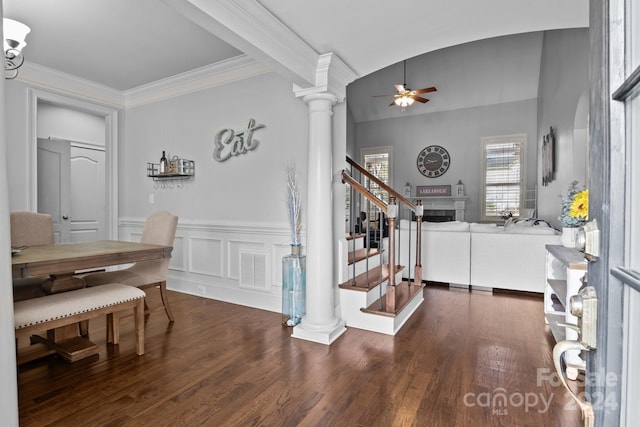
373;60;437;111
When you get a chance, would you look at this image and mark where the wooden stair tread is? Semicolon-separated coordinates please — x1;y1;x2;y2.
360;281;424;317
339;264;403;291
348;248;383;265
345;233;366;241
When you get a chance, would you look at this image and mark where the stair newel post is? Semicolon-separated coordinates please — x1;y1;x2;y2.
350;175;357;285
396;201;402;279
385;197;397;313
364;199;371;287
414;200;424;285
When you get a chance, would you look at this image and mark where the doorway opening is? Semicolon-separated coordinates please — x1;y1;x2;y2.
27;88;119;240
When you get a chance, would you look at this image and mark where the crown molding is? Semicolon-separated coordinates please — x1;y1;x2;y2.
14;55;272;109
123;54;271;108
16;62;126;108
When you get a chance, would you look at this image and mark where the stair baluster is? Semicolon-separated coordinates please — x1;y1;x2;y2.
414;200;424;285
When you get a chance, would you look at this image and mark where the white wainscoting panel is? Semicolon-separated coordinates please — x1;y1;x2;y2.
119;217;295;313
189;236;223;277
170;235;186;271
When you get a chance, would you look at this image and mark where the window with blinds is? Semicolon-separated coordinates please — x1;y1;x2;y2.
361;146;393;219
481;135;525;220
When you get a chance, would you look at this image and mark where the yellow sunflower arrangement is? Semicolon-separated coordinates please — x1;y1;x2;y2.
570;189;589;221
560;181;588;227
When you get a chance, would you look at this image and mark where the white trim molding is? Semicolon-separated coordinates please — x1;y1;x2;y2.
123;55;271;108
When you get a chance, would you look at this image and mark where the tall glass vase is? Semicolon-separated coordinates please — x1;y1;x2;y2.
282;244;306;326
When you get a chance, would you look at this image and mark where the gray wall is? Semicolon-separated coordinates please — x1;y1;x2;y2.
37;104;105;145
536;28;590;227
354;99;537;223
122;72;308;224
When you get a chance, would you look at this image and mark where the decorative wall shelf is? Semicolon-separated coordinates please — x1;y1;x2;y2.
147;158;194;188
147;159;195;181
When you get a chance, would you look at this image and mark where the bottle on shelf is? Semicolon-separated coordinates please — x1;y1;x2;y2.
159;150;168;174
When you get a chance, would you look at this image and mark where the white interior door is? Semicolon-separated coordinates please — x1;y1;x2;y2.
37;138;70;243
37;138;107;243
69;144;106;242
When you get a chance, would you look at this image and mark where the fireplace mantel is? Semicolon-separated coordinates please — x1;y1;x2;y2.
408;196;468;221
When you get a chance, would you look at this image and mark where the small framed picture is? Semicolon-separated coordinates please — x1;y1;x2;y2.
168;160;178;174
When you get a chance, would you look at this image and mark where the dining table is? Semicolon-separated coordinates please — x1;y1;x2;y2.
11;240;173;363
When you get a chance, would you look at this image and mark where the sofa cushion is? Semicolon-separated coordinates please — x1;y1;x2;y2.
470;223;498;233
399;219;470;231
504;218;558;235
421;221;470;232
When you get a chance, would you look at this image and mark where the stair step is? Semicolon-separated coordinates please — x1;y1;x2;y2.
339;264;403;291
345;232;366;241
348;247;382;265
360;281;425;317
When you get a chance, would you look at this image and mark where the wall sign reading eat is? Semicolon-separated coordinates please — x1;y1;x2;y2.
213;118;265;162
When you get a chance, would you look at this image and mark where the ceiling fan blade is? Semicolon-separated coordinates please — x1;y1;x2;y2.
412;96;429;103
389;100;397;107
412;87;437;95
395;84;406;93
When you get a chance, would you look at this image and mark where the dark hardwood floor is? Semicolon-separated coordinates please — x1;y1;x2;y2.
17;285;582;426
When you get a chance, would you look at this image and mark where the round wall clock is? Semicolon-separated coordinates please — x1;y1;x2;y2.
417;145;451;178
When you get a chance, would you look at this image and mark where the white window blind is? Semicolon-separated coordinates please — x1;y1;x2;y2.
361;147;393;221
481;135;525;219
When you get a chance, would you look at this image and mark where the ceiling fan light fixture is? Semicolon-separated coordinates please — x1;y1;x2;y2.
395;95;414;107
4;18;31;79
372;59;436;111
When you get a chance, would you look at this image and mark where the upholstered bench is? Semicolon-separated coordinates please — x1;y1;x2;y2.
14;283;146;362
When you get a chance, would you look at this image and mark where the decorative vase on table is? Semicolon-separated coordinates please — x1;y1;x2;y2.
561;227;578;248
282;244;305;326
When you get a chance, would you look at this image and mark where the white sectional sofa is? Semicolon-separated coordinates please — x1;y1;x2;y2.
394;219;561;293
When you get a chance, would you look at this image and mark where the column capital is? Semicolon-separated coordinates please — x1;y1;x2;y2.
300;92;338;110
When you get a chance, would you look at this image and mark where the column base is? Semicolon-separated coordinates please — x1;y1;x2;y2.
291;317;346;345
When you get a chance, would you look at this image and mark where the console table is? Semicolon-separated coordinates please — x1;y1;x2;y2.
544;244;587;380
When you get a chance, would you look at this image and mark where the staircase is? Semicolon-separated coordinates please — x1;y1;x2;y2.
339;157;425;335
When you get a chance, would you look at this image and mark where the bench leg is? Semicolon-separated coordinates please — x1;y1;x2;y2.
106;311;120;345
135;299;145;355
79;320;89;338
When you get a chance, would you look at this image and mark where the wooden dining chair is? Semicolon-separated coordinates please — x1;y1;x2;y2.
81;211;178;322
10;211;54;301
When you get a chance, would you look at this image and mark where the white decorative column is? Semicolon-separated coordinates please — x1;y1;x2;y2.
292;93;347;344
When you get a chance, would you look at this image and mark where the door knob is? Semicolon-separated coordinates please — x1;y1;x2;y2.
553;340;594;426
62;215;69;220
